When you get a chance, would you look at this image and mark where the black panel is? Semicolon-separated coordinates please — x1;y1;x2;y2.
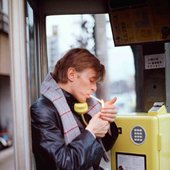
109;0;147;9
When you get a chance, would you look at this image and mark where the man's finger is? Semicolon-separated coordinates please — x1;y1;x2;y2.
105;97;117;105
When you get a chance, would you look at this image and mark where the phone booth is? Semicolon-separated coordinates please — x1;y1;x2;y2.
111;102;170;170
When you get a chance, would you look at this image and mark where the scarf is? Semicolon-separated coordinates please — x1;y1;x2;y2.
41;73;109;162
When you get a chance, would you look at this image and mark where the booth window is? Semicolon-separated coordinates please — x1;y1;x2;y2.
46;14;136;114
26;2;40;104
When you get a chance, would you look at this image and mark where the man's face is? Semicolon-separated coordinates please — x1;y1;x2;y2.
71;68;98;102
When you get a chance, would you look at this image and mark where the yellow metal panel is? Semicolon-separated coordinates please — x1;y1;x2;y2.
111;104;170;170
158;114;170;169
111;113;160;170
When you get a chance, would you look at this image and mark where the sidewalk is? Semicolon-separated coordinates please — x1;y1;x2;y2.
0;147;15;170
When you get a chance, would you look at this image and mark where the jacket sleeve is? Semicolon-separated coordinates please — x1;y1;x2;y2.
31;99;104;170
101;122;119;151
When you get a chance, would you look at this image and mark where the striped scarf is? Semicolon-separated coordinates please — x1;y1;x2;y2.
41;73;109;162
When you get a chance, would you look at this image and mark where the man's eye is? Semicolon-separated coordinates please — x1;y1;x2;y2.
90;79;96;83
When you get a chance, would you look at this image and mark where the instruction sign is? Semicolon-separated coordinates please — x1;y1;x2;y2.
109;0;170;46
116;153;146;170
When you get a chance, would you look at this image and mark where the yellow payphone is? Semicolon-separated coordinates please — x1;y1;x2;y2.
111;102;170;170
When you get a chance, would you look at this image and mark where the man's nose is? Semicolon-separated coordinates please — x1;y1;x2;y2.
91;83;97;92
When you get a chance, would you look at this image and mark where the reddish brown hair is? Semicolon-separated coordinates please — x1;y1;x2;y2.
52;48;105;83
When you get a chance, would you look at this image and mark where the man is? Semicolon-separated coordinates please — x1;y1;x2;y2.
31;48;118;170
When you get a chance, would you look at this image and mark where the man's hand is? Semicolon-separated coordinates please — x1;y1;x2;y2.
86;113;110;138
100;97;117;123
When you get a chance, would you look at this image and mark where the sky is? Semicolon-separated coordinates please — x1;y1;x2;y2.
46;14;135;82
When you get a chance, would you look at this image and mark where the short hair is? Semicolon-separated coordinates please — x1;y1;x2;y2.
52;48;105;83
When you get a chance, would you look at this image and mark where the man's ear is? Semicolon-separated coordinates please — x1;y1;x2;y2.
67;67;76;82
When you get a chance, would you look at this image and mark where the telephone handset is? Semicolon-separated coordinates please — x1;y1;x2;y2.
74;103;88;125
74;95;103;126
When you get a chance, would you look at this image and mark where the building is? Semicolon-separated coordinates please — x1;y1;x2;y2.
47;25;59;71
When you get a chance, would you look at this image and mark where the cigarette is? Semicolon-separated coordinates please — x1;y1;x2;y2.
90;95;104;107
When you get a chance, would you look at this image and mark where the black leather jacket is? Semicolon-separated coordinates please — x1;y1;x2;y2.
31;90;118;170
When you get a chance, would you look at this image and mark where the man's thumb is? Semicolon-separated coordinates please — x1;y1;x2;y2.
106;97;117;105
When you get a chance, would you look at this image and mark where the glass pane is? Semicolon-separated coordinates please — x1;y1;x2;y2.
26;2;39;104
46;14;136;115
